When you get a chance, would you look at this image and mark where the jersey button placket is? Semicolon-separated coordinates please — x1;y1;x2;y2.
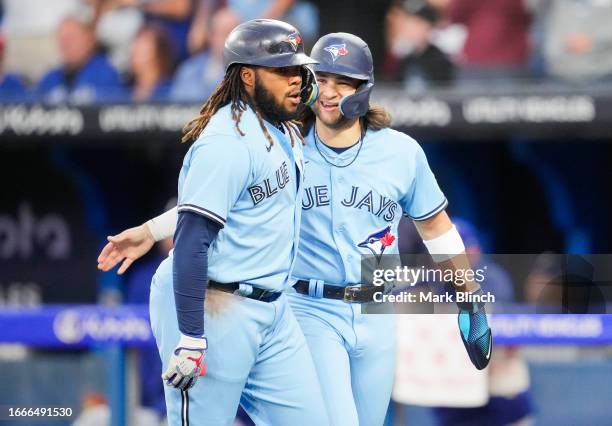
330;167;350;279
331;168;341;234
335;171;346;235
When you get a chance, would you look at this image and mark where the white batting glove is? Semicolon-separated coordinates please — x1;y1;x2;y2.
162;334;208;390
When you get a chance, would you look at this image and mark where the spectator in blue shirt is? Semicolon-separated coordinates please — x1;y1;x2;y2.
129;24;175;102
35;15;126;104
170;7;238;102
0;73;26;100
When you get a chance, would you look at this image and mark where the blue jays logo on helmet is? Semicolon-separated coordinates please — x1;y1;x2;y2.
358;226;396;261
286;32;302;52
323;43;348;63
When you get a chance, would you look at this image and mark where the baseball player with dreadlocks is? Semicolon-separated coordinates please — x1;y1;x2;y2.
110;19;329;426
99;32;492;426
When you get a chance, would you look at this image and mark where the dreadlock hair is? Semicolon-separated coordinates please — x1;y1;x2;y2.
181;64;305;147
297;102;392;137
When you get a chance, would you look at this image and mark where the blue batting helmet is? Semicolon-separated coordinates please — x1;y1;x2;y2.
310;33;374;118
223;19;319;106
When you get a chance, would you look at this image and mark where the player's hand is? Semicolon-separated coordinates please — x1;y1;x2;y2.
457;287;492;370
96;224;156;274
162;335;208;390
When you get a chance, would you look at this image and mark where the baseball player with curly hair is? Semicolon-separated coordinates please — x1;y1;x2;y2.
112;18;329;426
99;32;491;426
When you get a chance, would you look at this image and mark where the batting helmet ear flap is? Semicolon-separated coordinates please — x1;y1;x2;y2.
339;81;373;119
300;65;319;107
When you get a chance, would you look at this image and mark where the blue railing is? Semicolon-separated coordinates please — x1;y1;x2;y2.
2;305;611;426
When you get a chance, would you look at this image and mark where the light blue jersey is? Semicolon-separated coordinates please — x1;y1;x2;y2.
293;126;447;285
287;126;447;425
176;103;304;291
153;103;329;426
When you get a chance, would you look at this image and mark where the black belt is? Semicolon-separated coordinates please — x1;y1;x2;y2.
294;280;381;303
208;280;282;302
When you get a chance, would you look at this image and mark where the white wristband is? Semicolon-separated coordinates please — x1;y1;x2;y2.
146;206;178;242
178;334;208;350
422;224;465;263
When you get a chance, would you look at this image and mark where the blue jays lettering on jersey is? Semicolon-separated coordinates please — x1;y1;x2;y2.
176;103;304;292
293;127;447;285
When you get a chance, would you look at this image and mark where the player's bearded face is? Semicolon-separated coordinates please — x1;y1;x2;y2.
253;67;302;123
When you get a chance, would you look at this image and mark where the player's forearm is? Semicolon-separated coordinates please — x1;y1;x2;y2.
434;253;479;293
413;209;452;240
173;211;220;337
146;206;178;241
415;211;479;292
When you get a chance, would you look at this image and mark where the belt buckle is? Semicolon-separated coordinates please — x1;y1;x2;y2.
233;283;254;298
256;290;270;301
343;285;361;303
257;289;279;302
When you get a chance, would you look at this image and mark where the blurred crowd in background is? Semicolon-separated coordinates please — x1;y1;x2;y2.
2;0;612;103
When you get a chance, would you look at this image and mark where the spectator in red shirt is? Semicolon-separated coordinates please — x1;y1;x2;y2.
445;0;532;83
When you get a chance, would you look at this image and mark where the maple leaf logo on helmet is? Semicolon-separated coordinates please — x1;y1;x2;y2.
323;43;348;62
